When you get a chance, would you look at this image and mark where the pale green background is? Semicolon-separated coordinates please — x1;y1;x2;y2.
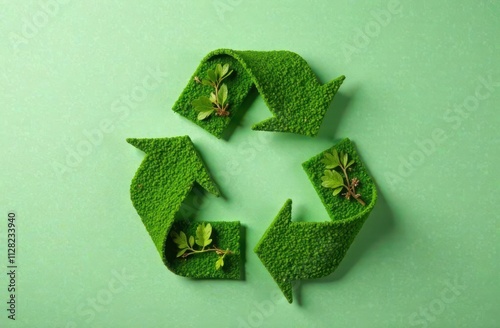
1;1;498;327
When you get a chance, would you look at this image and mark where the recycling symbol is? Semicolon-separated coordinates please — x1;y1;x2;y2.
127;49;377;303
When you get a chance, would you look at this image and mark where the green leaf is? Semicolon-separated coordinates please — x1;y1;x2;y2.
197;109;214;120
207;69;216;83
221;70;233;82
204;223;212;238
322;150;340;169
346;159;355;168
176;248;188;258
192;97;213;112
170;231;180;244
218;84;228;105
179;231;187;247
215;257;224;270
333;187;343;196
189;235;194;248
321;170;344;189
342;153;348;167
203;223;212;247
215;64;223;81
171;231;188;249
209;92;217;103
195;223;213;247
221;64;229;78
201;79;213;86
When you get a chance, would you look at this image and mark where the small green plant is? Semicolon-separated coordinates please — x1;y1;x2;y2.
192;63;233;120
170;222;232;270
321;149;366;206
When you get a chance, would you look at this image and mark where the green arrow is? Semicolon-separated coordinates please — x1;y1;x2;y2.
173;49;345;138
254;139;377;303
127;136;241;279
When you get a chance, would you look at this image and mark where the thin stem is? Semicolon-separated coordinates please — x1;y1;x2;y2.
212;79;228;116
340;164;351;189
182;245;232;258
340;164;366;206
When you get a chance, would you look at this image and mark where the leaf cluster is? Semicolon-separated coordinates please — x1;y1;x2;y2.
321;149;365;205
192;64;233;120
321;149;355;196
171;223;232;270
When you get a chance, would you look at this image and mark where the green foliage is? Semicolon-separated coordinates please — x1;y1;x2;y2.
195;222;212;248
192;63;233;120
321;149;365;206
171;223;232;270
215;256;225;270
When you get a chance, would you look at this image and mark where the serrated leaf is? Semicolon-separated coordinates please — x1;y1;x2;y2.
204;223;212;239
179;231;188;246
197;109;214;120
171;231;188;249
333;187;343;196
176;249;188;257
322;150;340;169
207;69;216;83
218;84;228;105
215;257;224;270
322;180;343;189
209;92;217;103
203;223;212;247
189;235;194;248
195;224;204;247
192;97;214;112
195;223;213;247
321;170;344;189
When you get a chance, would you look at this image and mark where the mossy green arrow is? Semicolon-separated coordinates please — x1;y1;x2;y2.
127;136;241;279
254;139;377;303
172;49;345;138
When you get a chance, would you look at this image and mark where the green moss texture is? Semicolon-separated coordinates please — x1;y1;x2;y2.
172;49;345;138
254;138;377;303
127;136;241;279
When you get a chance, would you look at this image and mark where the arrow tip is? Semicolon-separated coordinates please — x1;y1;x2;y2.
127;136;220;197
323;75;345;98
126;136;192;153
255;199;294;303
126;137;146;151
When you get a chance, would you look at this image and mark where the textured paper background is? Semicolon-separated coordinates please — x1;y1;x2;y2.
1;1;498;327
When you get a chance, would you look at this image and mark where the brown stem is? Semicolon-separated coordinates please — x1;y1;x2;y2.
341;164;366;206
352;192;366;206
